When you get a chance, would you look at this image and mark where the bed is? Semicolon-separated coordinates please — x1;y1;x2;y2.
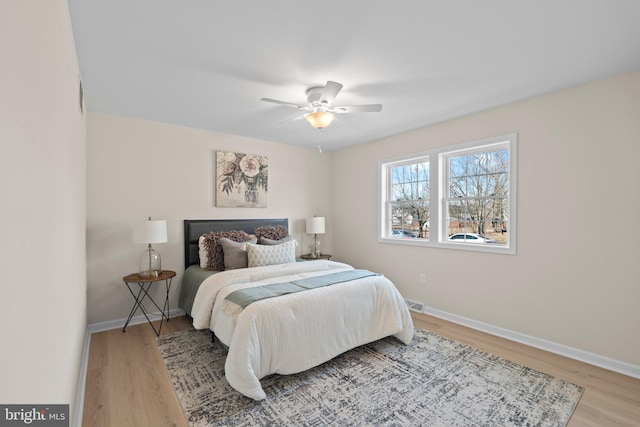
180;218;414;401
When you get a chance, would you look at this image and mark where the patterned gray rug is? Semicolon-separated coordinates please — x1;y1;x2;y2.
157;328;583;427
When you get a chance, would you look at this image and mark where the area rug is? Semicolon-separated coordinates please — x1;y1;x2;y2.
157;328;583;427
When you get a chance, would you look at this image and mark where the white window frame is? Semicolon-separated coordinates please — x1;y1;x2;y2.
378;133;517;255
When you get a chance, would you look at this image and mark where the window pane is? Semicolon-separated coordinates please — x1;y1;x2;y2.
390;200;428;239
488;172;508;196
412;201;429;239
390;202;406;230
466;178;481;198
449;177;466;198
391;164;409;185
387;158;429;240
418;181;429;200
392;182;412;201
416;161;429;181
488;199;509;244
449;156;467;178
391;161;429;202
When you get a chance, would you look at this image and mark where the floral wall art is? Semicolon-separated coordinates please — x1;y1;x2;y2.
216;151;268;207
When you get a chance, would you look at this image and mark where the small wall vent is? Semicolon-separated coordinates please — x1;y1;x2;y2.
405;299;424;313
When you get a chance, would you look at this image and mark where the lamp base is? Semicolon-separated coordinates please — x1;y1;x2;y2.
138;246;161;278
138;270;160;278
309;236;321;258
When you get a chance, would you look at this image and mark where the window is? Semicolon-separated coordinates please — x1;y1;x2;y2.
387;158;430;240
379;134;516;254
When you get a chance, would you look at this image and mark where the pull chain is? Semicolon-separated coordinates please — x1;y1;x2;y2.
317;129;323;153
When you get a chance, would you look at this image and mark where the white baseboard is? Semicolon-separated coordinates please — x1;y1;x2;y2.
88;308;186;334
72;328;91;427
421;305;640;380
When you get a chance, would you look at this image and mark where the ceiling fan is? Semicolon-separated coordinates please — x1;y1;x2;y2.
260;81;382;129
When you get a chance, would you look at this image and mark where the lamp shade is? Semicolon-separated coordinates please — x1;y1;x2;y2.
306;217;325;234
133;219;168;244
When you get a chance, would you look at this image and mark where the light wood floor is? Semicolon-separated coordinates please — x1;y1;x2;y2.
82;313;640;426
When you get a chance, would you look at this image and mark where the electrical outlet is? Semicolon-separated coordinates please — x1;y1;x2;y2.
419;273;427;284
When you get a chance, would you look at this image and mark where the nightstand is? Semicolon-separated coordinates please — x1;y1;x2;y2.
300;254;332;260
122;270;176;336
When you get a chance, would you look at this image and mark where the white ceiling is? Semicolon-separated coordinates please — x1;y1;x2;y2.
68;0;640;152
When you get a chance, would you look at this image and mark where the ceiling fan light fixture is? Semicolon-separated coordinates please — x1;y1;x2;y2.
305;111;335;129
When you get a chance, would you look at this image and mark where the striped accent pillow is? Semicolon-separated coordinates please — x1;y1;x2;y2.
247;240;297;267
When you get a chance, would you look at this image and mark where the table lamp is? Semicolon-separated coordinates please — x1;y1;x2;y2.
305;216;325;258
133;217;168;277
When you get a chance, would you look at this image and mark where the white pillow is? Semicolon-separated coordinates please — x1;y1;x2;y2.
247;240;297;267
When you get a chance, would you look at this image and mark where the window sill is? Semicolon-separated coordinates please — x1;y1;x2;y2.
378;237;515;255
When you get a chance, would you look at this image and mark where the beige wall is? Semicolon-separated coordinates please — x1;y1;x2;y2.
86;112;333;325
333;70;640;368
0;0;87;417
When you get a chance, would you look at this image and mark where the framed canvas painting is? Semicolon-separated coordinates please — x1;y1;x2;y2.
216;151;268;207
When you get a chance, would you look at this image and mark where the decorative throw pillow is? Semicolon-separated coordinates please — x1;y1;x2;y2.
254;225;289;241
219;237;257;270
247;239;297;268
259;235;293;245
198;230;252;271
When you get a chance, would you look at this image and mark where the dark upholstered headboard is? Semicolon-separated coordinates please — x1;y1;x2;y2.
183;218;289;268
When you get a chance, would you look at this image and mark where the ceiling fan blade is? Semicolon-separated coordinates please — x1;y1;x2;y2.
279;114;306;124
320;81;343;105
333;104;383;113
260;98;311;110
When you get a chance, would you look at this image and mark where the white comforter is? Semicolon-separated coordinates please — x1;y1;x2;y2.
190;260;414;400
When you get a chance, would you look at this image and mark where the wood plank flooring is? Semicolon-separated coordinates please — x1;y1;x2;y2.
82;313;640;426
82;317;192;427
